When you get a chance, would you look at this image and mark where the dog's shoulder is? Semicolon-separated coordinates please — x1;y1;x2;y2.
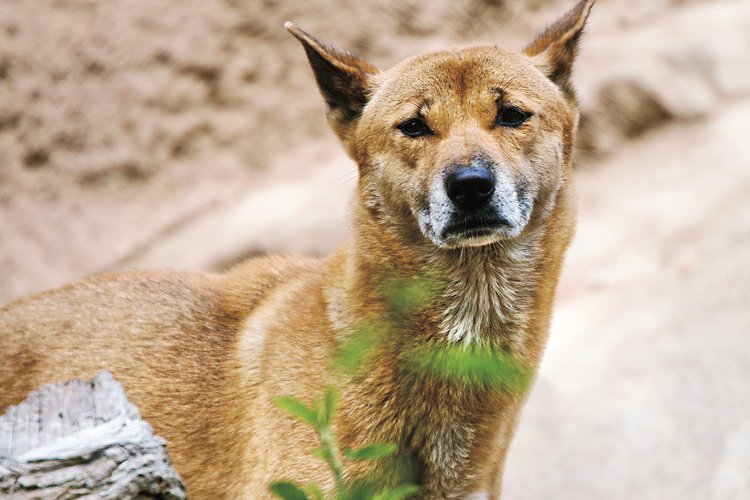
218;254;322;320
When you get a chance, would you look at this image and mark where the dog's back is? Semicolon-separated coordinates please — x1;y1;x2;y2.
0;256;319;497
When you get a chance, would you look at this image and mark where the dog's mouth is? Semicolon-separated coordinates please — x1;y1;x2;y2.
443;214;511;235
443;223;496;238
439;218;512;247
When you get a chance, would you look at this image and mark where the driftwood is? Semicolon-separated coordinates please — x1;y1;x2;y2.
0;371;187;499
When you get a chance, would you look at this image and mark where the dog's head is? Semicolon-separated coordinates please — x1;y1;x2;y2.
288;0;594;249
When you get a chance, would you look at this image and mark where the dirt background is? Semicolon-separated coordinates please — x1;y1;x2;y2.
1;0;749;498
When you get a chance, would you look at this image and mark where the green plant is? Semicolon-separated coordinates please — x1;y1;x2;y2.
270;386;419;500
270;271;532;499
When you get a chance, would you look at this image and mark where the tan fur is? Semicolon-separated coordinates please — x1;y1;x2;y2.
0;1;594;498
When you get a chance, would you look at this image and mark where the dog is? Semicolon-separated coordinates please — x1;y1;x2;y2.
1;0;594;497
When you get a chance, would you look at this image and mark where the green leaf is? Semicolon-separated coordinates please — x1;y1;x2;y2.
275;396;318;428
374;484;420;500
380;273;439;316
312;447;331;462
405;344;532;394
322;385;340;426
343;482;377;500
269;481;310;500
344;443;397;460
332;323;386;376
313;394;324;426
306;483;324;500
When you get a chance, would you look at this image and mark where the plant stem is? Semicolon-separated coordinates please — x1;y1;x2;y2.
319;425;345;494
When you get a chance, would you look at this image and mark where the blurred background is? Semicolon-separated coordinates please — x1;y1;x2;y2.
1;0;749;498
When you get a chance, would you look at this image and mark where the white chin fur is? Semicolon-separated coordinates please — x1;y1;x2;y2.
416;209;528;249
431;226;525;249
444;233;502;248
438;233;501;249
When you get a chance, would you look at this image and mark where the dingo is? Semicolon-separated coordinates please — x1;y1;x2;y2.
1;1;595;497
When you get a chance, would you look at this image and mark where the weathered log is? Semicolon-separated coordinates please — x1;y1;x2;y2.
0;371;187;499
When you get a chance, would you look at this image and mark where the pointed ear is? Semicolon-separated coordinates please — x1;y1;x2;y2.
523;0;595;101
285;22;379;139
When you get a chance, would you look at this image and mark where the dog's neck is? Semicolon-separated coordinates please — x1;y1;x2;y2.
322;194;570;494
332;198;546;350
429;237;542;347
323;200;546;493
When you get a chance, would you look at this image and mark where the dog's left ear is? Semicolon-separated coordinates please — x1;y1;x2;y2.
523;0;595;101
286;22;379;141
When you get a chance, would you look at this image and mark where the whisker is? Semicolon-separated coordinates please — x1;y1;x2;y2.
327;171;359;192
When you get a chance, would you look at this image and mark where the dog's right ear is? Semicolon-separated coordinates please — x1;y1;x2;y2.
523;0;595;102
285;22;379;141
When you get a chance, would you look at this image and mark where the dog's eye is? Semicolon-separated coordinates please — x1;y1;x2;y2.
496;107;529;128
398;118;432;138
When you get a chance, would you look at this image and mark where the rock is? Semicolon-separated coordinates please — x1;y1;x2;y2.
0;371;187;499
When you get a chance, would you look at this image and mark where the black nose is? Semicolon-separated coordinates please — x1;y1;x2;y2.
445;167;495;210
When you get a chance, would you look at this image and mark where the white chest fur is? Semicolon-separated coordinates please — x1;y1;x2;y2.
437;238;539;346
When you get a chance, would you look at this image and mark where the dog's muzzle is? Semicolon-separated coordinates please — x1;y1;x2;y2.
418;160;533;248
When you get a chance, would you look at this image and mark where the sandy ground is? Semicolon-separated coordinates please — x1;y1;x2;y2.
1;0;749;498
